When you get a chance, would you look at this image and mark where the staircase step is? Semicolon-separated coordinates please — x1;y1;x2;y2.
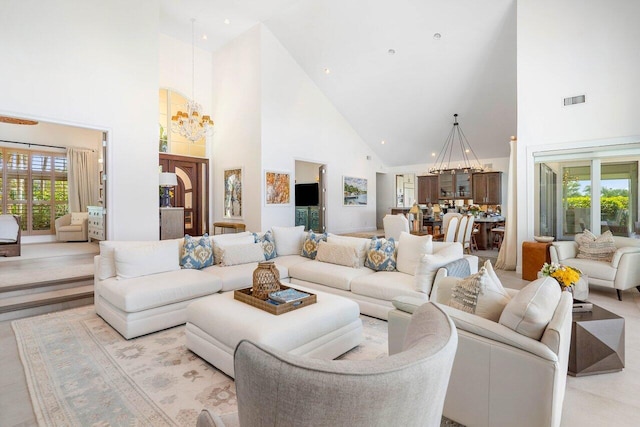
0;284;94;316
0;276;94;298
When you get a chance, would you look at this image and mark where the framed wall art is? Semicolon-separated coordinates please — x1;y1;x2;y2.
265;170;291;205
223;167;243;218
343;176;367;206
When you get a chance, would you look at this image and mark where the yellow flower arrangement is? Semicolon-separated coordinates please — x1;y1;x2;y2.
540;262;582;289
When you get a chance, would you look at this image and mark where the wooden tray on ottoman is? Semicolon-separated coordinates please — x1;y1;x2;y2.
234;284;317;315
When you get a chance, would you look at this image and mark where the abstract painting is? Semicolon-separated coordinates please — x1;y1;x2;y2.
224;167;243;218
265;171;291;205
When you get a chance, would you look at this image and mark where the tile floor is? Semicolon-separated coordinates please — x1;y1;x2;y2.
1;268;639;426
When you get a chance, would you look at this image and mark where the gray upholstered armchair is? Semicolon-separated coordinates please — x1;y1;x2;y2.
197;303;458;427
55;212;89;242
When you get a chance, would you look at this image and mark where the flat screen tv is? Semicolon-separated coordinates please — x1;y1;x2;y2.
295;183;319;206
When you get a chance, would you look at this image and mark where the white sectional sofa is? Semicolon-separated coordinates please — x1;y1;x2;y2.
94;228;477;339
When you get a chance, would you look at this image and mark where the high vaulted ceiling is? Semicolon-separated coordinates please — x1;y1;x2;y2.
160;0;517;167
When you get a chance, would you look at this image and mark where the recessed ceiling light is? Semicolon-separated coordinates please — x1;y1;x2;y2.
431;152;436;157
202;34;208;40
224;18;230;25
465;148;470;153
433;33;441;40
381;140;386;145
324;68;331;74
387;48;396;55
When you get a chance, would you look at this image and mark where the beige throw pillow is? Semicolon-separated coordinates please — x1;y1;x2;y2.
315;241;359;268
221;243;266;266
396;232;434;275
447;260;511;322
499;275;561;340
414;243;463;294
575;229;616;262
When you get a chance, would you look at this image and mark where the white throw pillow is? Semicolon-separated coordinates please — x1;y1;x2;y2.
327;235;369;267
414;243;463;294
272;226;306;256
211;232;255;264
315;241;359;268
396;232;434;275
476;260;511;321
70;212;88;225
98;240;157;280
114;240;181;280
221;243;266;266
499;275;561;340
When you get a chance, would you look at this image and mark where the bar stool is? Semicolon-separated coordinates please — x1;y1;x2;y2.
491;222;505;250
470;222;481;252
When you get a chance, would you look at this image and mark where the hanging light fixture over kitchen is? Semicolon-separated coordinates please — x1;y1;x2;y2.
429;114;483;175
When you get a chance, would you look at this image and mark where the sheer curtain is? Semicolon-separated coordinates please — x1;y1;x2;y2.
496;137;517;270
67;148;99;212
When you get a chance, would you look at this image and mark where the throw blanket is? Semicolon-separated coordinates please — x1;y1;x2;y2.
442;258;470;278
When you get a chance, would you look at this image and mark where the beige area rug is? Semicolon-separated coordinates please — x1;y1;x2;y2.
0;242;99;263
12;305;462;427
11;306;387;426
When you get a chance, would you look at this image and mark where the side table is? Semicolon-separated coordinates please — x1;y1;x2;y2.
522;241;552;281
569;303;625;376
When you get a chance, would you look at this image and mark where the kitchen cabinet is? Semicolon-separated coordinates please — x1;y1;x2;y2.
417;175;439;204
438;172;472;200
472;172;502;205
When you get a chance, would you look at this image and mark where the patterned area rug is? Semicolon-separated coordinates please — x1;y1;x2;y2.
12;305;463;426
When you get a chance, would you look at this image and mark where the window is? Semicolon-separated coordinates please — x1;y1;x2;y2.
158;88;206;157
535;145;640;239
0;148;68;235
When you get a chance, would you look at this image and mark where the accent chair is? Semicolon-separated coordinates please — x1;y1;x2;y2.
197;302;458;427
55;212;89;242
383;213;410;240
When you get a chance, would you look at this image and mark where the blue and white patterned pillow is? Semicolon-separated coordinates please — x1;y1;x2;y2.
365;237;397;271
301;231;328;259
254;230;277;260
181;233;214;269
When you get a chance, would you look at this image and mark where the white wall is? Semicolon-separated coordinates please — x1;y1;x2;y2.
517;0;640;269
0;122;102;152
260;26;384;233
0;0;159;240
211;26;262;232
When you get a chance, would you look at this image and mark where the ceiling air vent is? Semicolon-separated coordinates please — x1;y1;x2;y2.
563;94;586;106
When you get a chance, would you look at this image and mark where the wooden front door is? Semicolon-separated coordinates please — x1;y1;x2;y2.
159;153;209;236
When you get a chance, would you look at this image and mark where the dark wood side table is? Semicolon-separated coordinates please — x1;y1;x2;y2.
522;241;552;281
569;304;625;376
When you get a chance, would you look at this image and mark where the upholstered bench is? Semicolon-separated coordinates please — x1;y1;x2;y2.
185;288;363;378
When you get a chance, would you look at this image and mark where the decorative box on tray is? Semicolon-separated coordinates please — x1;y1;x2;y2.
234;284;317;315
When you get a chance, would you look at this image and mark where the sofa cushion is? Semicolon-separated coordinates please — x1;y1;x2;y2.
288;260;374;291
253;230;277;260
58;225;83;232
396;232;433;275
301;231;328;259
99;240;171;280
99;269;221;313
114;240;181;279
364;237;397;272
212;233;255;264
448;261;511;322
0;215;19;242
181;234;214;269
271;254;310;270
326;235;369;267
560;258;617;282
351;271;428;302
70;212;88;225
315;241;359;268
221;243;266;266
414;243;463;294
499;276;561;340
272;225;305;256
576;229;616;262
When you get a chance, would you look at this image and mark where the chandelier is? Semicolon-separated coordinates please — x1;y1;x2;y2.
171;18;214;142
428;114;484;175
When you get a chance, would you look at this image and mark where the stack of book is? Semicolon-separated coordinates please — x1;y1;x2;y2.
267;288;310;306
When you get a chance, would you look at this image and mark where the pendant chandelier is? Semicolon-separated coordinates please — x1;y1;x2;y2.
428;114;484;175
171;18;214;142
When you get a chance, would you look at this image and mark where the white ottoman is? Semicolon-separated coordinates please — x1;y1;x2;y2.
185;288;363;377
